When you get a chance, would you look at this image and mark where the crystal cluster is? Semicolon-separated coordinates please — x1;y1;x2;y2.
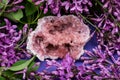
40;46;120;80
27;15;90;61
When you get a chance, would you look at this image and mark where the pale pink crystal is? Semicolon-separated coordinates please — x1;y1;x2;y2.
27;15;90;61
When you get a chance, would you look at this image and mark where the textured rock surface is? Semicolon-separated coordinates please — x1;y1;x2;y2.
27;15;90;61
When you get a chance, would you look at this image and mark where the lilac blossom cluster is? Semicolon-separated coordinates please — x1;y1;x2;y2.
102;0;120;21
0;0;119;79
40;54;91;80
39;48;120;80
81;45;120;79
92;0;120;54
0;0;24;12
0;19;31;67
32;0;92;16
27;1;120;80
32;0;120;54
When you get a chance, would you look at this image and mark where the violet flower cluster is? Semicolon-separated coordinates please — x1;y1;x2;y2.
81;45;120;79
102;0;120;21
39;47;120;80
27;1;120;80
0;0;119;80
0;0;24;13
32;0;120;54
40;54;91;80
32;0;92;16
92;0;120;55
0;19;31;67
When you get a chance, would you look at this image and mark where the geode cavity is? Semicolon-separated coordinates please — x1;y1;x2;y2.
27;15;90;61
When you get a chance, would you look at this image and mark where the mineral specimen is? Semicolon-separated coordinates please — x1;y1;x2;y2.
27;15;90;61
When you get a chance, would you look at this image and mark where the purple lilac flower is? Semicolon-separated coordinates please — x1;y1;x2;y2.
32;0;61;16
0;19;31;67
0;0;24;13
92;14;120;55
32;0;92;16
101;0;120;21
81;45;120;79
70;0;92;14
40;54;91;80
91;0;120;55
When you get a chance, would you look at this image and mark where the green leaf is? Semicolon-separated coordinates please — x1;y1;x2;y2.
0;67;5;76
27;62;39;73
4;9;23;21
9;56;35;71
32;64;39;71
12;60;27;66
3;70;23;80
2;0;8;4
13;9;23;20
25;2;37;16
0;76;5;80
2;70;14;76
27;0;32;3
28;62;35;69
0;3;4;9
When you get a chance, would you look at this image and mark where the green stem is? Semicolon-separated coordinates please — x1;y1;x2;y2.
18;20;37;24
79;13;101;32
110;14;120;27
0;5;7;17
18;9;42;25
31;9;42;24
96;0;120;27
15;34;28;49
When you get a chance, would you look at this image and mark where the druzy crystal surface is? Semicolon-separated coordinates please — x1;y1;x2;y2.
27;15;90;61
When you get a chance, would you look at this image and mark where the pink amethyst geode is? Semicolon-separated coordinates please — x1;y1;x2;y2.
27;15;90;61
